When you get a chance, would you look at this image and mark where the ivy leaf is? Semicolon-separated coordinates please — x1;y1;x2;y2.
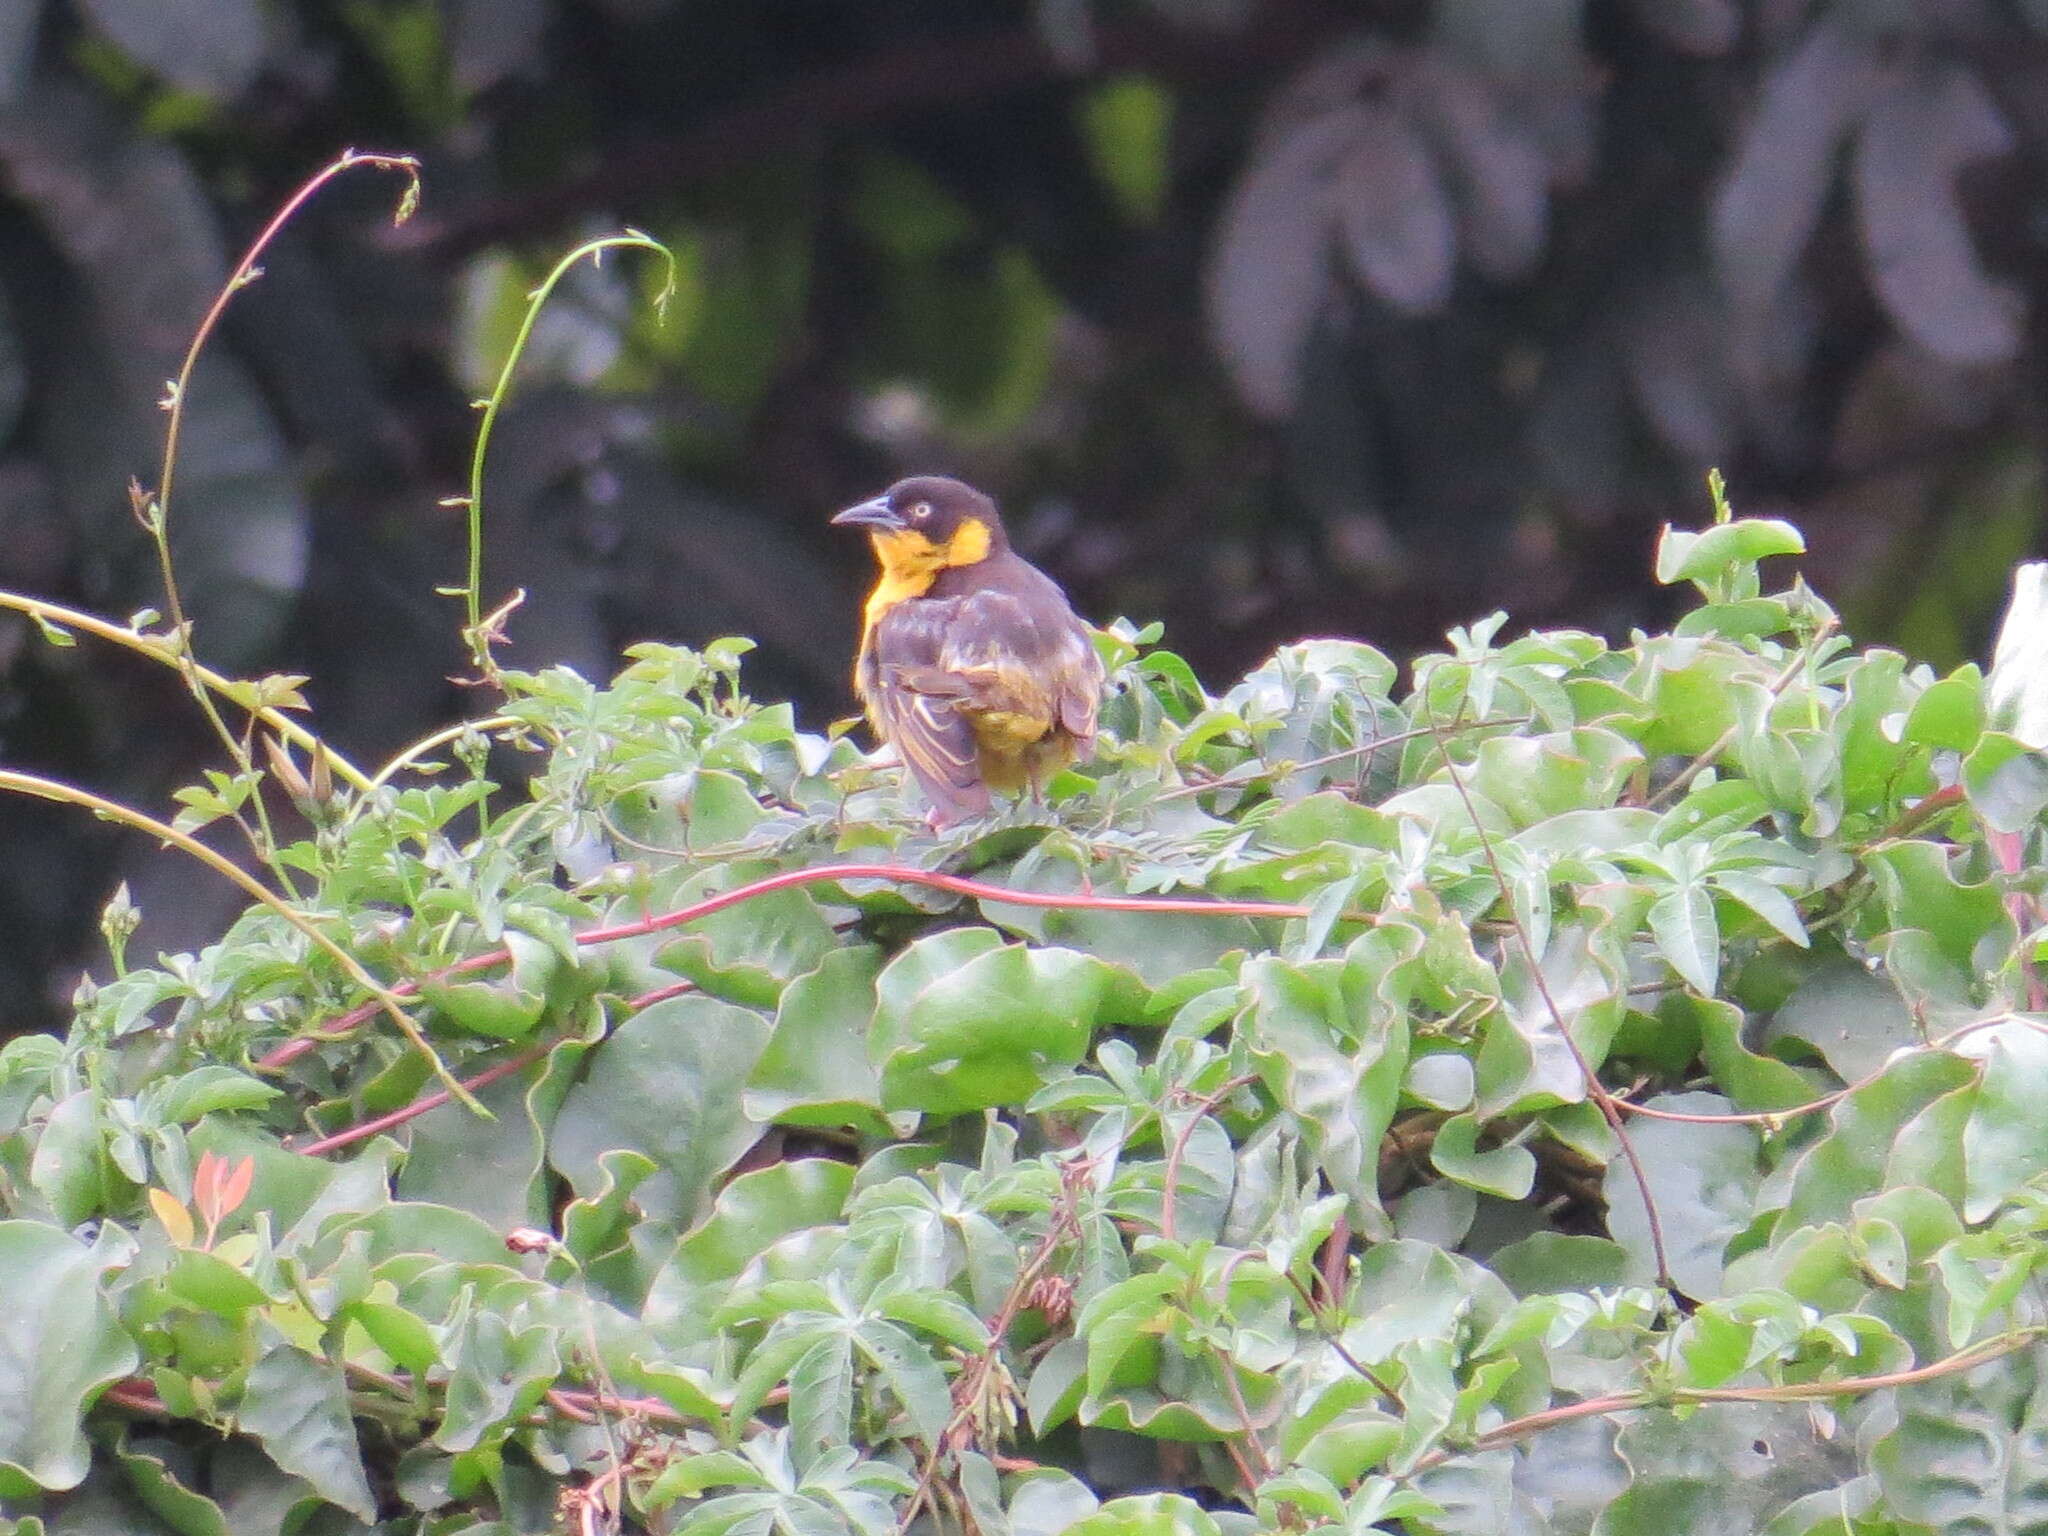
1957;1021;2048;1223
1239;952;1409;1227
550;995;771;1226
1430;1112;1536;1199
746;946;892;1133
0;1222;138;1495
235;1332;375;1520
1602;1092;1761;1300
435;1309;562;1454
873;940;1122;1115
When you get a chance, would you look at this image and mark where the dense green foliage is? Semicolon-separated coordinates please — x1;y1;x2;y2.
6;493;2048;1533
7;0;2048;1034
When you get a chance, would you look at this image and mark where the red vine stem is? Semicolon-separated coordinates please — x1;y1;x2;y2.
257;862;1335;1071
292;1041;552;1155
155;150;420;560
144;150;418;803
290;979;701;1155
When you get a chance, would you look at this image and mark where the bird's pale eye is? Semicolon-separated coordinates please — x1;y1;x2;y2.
909;501;932;521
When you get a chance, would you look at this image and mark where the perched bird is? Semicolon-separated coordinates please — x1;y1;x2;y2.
833;475;1104;826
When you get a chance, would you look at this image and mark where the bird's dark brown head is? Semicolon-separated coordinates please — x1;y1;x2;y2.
831;476;1009;571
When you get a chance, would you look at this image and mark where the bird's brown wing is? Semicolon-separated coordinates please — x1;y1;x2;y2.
870;577;1104;820
933;589;1098;724
1046;626;1102;750
867;596;991;821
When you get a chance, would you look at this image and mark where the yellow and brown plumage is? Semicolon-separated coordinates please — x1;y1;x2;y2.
832;476;1104;825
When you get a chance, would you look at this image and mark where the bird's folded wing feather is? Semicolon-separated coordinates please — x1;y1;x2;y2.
869;597;990;818
937;590;1100;726
872;588;1104;814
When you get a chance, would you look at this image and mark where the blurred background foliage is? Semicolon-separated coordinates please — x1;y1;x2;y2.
1;0;2046;1031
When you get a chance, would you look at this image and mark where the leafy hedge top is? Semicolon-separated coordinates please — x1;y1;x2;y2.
5;494;2048;1536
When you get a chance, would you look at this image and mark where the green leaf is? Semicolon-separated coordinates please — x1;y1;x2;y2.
420;970;546;1040
0;1222;138;1493
1838;650;1919;815
1478;918;1622;1117
1962;730;2048;833
1687;995;1819;1110
164;1249;271;1314
647;1159;855;1336
1958;1021;2048;1222
787;1333;856;1471
876;1287;991;1356
1061;1493;1223;1536
1025;1335;1089;1435
28;1090;110;1227
113;1431;230;1536
873;940;1122;1115
346;1300;440;1377
550;995;771;1226
1077;76;1173;225
1650;884;1720;995
1602;1092;1761;1300
1238;950;1410;1225
235;1333;375;1520
1488;1232;1638;1295
1430;1113;1535;1200
1869;1367;2048;1532
854;1318;952;1444
559;1147;659;1268
642;1450;769;1510
746;947;891;1131
1772;1050;1977;1240
658;872;838;1008
435;1309;562;1454
1295;1417;1404;1488
393;1045;557;1233
1462;729;1644;828
1865;839;2010;978
1655;518;1806;586
1762;956;1917;1084
1713;871;1808;948
150;1065;281;1122
1901;665;1985;753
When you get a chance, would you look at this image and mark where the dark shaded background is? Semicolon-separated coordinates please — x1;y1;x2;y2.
0;0;2042;1031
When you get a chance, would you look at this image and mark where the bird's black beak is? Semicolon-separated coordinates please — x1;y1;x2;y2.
831;496;905;531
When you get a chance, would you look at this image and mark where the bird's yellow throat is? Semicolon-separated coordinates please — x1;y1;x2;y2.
861;519;994;628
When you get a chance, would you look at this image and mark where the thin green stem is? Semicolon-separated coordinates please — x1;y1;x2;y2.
457;233;676;667
1410;1326;2043;1470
